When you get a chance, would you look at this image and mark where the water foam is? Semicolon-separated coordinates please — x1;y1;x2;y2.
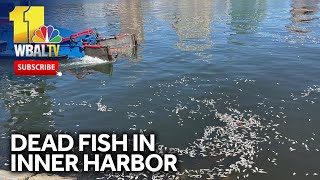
61;56;110;68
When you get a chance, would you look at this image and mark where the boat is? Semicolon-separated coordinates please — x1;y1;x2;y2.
83;33;138;61
54;29;138;61
0;24;137;61
1;1;138;61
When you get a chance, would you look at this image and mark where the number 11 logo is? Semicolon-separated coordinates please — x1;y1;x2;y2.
9;6;44;43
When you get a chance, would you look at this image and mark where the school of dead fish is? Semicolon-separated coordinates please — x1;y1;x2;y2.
1;76;320;179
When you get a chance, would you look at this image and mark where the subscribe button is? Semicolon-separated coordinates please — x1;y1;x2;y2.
14;61;59;76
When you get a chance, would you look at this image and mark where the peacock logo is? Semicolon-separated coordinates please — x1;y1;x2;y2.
32;25;62;43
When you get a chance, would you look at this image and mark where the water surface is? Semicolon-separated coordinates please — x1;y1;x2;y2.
0;0;320;179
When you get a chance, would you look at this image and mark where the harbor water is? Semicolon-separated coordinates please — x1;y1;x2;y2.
0;0;320;179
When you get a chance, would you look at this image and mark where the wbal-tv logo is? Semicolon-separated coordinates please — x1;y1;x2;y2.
14;25;62;57
9;6;61;76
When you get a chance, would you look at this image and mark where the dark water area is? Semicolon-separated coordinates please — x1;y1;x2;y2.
0;0;320;179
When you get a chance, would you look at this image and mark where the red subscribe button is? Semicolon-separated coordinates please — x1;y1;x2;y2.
14;61;59;76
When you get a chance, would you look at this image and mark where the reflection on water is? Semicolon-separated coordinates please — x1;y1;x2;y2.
0;78;56;133
169;0;214;51
0;73;58;166
63;63;113;79
119;0;144;43
229;0;266;34
1;0;320;179
289;0;320;33
227;0;267;46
